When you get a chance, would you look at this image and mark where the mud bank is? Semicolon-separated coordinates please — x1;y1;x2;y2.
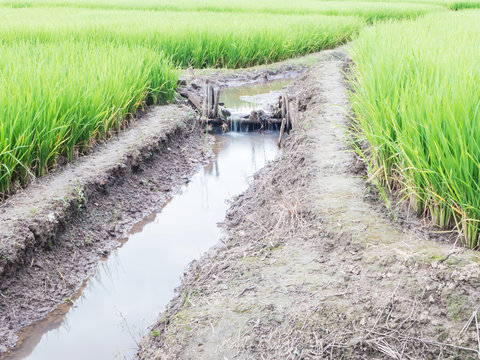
137;50;480;359
0;105;210;353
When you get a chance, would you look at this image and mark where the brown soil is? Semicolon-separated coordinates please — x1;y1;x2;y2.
136;50;480;359
0;105;212;353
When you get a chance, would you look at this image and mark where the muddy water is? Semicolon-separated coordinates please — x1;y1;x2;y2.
220;79;290;114
6;132;279;360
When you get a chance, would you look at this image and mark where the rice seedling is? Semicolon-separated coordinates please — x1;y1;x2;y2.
349;10;480;248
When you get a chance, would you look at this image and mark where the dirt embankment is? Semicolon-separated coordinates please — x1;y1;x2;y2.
136;50;480;359
0;105;211;353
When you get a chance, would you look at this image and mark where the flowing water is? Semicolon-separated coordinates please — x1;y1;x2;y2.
219;79;290;132
5;132;279;360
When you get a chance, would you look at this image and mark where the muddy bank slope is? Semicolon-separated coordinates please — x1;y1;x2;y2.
0;105;210;353
137;50;480;359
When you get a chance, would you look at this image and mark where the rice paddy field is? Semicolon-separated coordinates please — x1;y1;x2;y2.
1;0;480;246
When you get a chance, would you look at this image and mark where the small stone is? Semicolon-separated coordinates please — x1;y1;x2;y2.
47;212;56;222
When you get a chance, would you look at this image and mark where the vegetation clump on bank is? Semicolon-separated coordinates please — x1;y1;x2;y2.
350;10;480;248
0;41;177;195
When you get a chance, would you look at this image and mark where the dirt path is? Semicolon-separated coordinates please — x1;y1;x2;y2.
136;50;480;359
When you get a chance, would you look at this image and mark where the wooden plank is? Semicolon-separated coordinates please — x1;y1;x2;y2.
178;88;203;110
294;98;300;131
278;117;286;147
213;88;220;119
203;85;208;118
284;92;290;130
207;84;213;118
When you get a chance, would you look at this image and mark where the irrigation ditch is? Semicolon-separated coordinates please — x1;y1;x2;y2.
0;50;313;358
1;47;480;359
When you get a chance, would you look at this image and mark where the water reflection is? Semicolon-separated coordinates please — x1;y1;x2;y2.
219;79;290;115
5;132;278;360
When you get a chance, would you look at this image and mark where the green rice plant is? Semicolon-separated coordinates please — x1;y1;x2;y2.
0;41;177;196
318;0;480;9
0;6;365;197
0;4;366;197
349;10;480;248
0;0;446;22
449;1;480;9
0;8;365;67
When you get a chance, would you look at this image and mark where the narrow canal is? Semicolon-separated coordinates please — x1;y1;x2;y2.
5;131;279;360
